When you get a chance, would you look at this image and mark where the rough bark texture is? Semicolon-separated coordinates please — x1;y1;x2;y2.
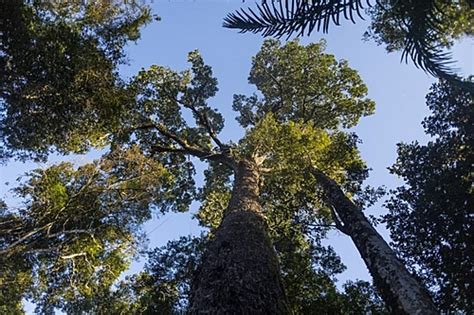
189;159;290;314
311;168;438;315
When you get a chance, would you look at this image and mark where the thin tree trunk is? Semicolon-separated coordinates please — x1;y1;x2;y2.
311;168;438;315
189;159;290;314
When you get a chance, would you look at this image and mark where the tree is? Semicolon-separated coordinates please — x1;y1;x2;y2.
224;0;474;88
385;79;473;312
0;2;153;312
310;168;437;313
157;39;374;313
65;233;387;314
0;0;151;161
2;38;378;313
0;147;189;313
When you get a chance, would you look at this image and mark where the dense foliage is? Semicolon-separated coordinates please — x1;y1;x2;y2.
0;0;151;160
365;0;474;53
0;147;191;313
386;79;473;312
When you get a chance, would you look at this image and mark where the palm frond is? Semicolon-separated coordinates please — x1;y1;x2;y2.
398;0;473;91
223;0;376;38
399;1;449;75
224;0;473;90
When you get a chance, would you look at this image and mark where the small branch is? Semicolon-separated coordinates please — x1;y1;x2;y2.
131;123;210;156
259;167;273;173
307;223;337;229
183;102;226;149
23;248;55;255
262;66;285;114
47;229;92;239
150;145;187;155
330;206;349;235
254;154;267;166
0;222;53;255
151;141;236;170
61;252;86;260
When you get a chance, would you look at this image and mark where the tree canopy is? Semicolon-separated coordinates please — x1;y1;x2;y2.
0;0;151;161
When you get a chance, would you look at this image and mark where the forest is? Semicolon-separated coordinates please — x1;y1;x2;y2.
0;1;472;314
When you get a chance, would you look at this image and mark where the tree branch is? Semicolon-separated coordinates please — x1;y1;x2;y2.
61;252;86;260
134;123;236;169
330;206;350;235
183;101;226;149
155;86;227;149
0;222;53;255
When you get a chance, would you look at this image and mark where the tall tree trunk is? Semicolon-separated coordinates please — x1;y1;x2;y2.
189;159;290;314
311;168;438;315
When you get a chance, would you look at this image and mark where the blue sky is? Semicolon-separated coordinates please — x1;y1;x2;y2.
1;1;472;312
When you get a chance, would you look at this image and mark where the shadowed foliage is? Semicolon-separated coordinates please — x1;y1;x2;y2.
386;78;473;312
0;0;152;161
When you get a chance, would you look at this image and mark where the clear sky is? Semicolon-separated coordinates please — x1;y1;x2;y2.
1;1;472;312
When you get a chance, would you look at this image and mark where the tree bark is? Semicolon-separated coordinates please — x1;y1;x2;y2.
189;159;290;314
311;168;438;315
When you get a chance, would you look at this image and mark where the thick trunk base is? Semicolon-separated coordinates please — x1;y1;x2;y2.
189;211;289;314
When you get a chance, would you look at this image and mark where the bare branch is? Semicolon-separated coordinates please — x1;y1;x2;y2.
134;123;236;169
183;101;226;149
61;252;86;260
0;222;53;255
